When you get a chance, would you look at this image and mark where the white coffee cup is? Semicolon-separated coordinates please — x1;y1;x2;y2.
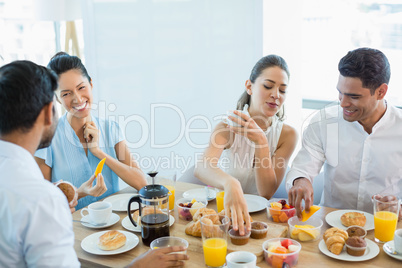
394;229;402;254
226;251;257;268
80;201;112;224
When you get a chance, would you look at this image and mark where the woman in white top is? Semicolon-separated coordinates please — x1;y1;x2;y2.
195;55;298;234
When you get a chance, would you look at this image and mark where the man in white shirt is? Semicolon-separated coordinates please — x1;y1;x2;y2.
0;61;80;267
0;61;188;268
286;48;402;218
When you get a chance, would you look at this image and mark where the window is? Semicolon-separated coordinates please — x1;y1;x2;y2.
300;0;402;107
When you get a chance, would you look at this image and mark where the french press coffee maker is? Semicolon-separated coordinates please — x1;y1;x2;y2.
128;172;170;246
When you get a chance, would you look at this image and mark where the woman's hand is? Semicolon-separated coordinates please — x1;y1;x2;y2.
128;246;189;268
77;174;107;199
227;110;267;145
83;121;102;156
223;179;251;236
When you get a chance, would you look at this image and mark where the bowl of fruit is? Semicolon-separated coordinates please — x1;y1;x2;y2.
288;216;322;242
267;198;296;223
176;198;207;221
262;238;301;268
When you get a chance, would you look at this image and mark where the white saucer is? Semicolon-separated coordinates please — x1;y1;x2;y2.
318;238;379;261
183;187;219;201
81;230;139;255
383;241;402;261
122;215;175;232
81;213;120;229
325;209;374;230
244;194;267;213
103;194;139;212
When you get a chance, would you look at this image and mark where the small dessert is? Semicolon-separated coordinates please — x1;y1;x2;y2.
346;226;367;239
229;228;250;245
268;199;296;223
341;212;366;227
55;181;77;203
250;221;268;239
345;237;367;256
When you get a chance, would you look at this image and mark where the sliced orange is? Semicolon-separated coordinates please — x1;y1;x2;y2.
94;158;106;176
301;205;320;222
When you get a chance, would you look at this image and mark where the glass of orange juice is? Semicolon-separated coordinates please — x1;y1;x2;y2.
373;195;400;243
159;171;176;211
200;214;230;267
216;191;225;213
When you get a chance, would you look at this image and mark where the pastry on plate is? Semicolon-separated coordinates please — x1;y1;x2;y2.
98;230;126;251
341;212;366;227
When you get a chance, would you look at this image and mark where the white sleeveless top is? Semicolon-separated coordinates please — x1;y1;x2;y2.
219;115;284;195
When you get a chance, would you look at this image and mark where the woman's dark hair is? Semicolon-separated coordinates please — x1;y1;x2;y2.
237;55;290;121
48;52;91;82
0;60;58;134
338;47;390;95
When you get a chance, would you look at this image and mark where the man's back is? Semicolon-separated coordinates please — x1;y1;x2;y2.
0;140;79;268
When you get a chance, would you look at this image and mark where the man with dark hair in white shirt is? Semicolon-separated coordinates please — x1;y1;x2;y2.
0;61;188;268
0;60;79;267
286;48;402;219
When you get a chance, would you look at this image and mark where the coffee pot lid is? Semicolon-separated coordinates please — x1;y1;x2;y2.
139;184;169;199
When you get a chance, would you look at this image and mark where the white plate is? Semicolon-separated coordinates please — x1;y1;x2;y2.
182;187;219;201
81;213;120;229
244;194;267;213
318;238;379;261
81;230;139;255
122;215;175;232
104;194;139;212
325;210;374;230
383;241;402;261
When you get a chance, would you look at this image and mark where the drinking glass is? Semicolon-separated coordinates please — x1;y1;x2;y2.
373;195;400;243
216;191;225;213
201;214;230;268
159;171;177;211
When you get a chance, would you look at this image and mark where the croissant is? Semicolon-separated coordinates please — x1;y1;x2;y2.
325;235;346;255
192;208;218;222
185;220;202;237
323;227;348;242
323;227;348;255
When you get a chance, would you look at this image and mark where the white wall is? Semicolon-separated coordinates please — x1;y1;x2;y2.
82;0;264;177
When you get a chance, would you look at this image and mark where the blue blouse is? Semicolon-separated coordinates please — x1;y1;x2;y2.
35;114;124;210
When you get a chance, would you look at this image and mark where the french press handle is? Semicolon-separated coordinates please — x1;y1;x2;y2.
127;195;141;227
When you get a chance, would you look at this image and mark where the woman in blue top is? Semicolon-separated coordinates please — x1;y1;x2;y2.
35;52;147;210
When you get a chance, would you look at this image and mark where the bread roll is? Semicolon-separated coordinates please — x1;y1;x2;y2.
56;181;77;203
341;212;366;227
98;230;126;251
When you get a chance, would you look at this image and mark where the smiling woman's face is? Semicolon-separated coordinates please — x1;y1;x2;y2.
56;69;93;119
